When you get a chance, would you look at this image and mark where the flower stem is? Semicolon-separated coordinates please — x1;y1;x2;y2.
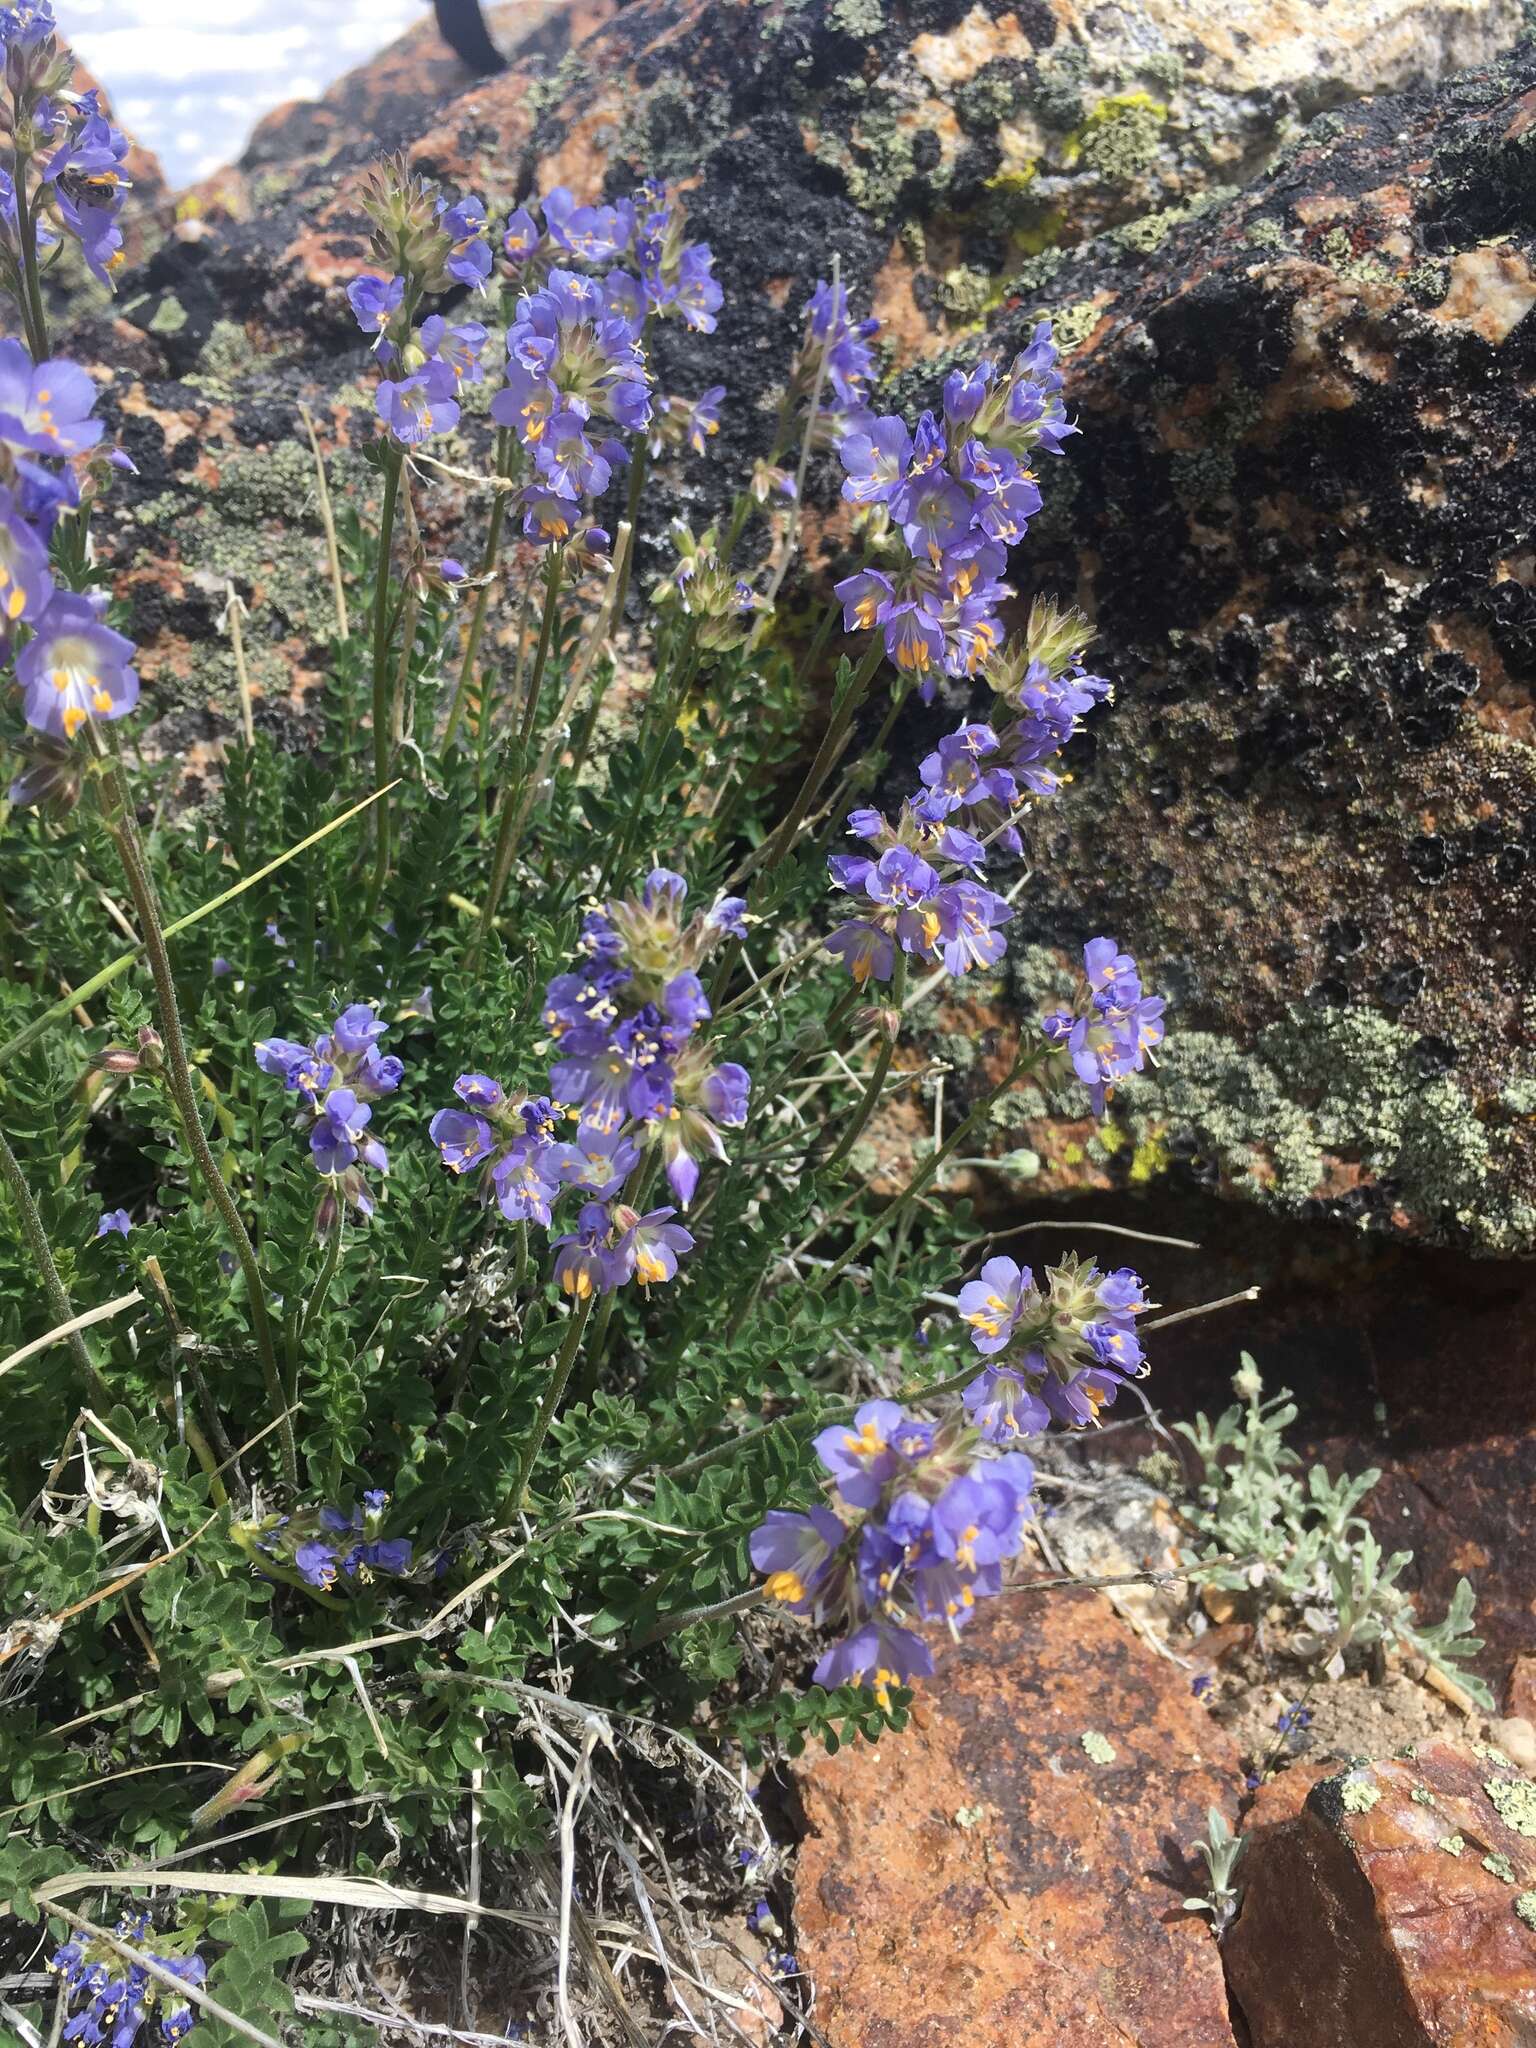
756;635;885;879
0;1126;109;1404
95;744;297;1484
299;1210;345;1343
11;156;50;362
502;1291;594;1517
825;951;906;1169
813;1042;1045;1294
365;444;404;919
473;549;564;965
441;429;514;755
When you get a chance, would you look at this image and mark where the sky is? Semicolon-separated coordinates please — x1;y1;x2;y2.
65;0;428;187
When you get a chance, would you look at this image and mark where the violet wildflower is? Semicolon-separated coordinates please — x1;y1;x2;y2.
254;1001;403;1224
349;271;404;335
1040;936;1166;1115
47;1912;204;2048
953;1252;1153;1439
0;337;102;455
376;361;461;445
16;589;138;741
252;1490;412;1591
753;1407;1035;1711
0;477;52;619
96;1207;131;1238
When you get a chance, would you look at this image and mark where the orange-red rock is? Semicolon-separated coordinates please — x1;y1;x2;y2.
1225;1739;1536;2047
793;1590;1244;2046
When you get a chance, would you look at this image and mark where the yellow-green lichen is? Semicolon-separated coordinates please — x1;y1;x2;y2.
1486;1851;1518;1883
828;0;884;37
1340;1776;1380;1815
1486;1777;1536;1837
1516;1891;1536;1929
1081;1730;1116;1764
1439;1834;1466;1856
1069;93;1168;184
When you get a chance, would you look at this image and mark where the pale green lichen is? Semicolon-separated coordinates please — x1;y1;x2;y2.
1047;299;1102;355
828;0;883;37
1486;1777;1536;1837
1516;1891;1536;1929
1245;218;1289;252
1411;1786;1437;1807
1439;1834;1466;1856
1073;94;1167;185
1031;45;1090;131
1136;1003;1501;1244
1340;1777;1380;1815
1081;1730;1116;1764
937;266;994;318
1486;1851;1517;1883
145;294;188;337
955;60;1028;133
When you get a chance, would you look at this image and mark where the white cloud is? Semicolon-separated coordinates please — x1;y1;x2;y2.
65;0;430;185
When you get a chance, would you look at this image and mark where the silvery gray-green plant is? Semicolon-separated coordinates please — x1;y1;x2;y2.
1183;1805;1245;1937
1176;1357;1491;1708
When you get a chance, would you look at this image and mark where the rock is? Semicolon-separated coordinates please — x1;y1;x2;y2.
1496;1719;1536;1772
880;36;1536;1255
1510;1659;1536;1723
793;1588;1244;2045
1224;1739;1536;2047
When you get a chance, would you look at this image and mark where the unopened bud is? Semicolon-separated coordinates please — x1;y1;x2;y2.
136;1025;164;1073
314;1189;339;1237
96;1045;141;1074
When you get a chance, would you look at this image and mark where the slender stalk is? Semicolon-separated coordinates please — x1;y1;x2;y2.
502;1292;594;1516
95;746;297;1484
365;446;404;919
814;1043;1046;1294
298;402;350;642
596;620;699;898
825;952;906;1169
0;1127;109;1404
441;429;514;754
473;550;564;965
608;438;647;630
11;155;50;361
762;253;836;610
752;635;885;881
299;1213;345;1344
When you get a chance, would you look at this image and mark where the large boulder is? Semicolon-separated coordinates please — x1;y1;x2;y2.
48;0;1536;1251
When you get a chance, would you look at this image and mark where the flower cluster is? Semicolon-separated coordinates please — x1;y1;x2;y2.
0;6;133;288
825;796;1012;986
254;1000;403;1224
492;264;651;545
0;334;144;796
833;321;1075;700
955;1251;1152;1439
654;518;770;650
431;869;749;1295
348;162;494;446
1041;936;1165;1114
751;1401;1036;1706
47;1911;204;2046
248;1489;412;1590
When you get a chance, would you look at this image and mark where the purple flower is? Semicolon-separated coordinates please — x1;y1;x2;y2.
310;1088;382;1179
0;338;102;456
552;1201;625;1300
750;1504;847;1615
376;365;461;445
429;1107;494;1173
934;880;1012;976
454;1072;504;1111
813;1400;907;1510
956;1256;1031;1355
16;591;138;741
825;919;895;987
616;1204;694;1288
331;1003;387;1056
440;193;492;290
0;482;53;621
839;416;912;506
295;1537;338;1588
492;1138;561;1226
962;1360;1051;1444
813;1619;932;1709
420;314;488;386
503;206;541;263
96;1207;131;1238
348;273;404;334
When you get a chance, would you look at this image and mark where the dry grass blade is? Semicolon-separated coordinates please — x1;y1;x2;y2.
36;1864;555;1933
0;1290;142;1383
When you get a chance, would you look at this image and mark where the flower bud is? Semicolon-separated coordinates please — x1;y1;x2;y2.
95;1045;141;1074
136;1025;164;1073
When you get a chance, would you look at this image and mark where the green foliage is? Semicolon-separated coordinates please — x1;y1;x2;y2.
1176;1358;1493;1708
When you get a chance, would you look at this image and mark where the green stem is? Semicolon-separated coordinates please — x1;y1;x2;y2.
473;551;564;965
597;622;699;898
502;1292;594;1517
12;156;50;361
608;438;647;629
758;636;885;878
441;432;514;755
0;1126;108;1404
96;748;297;1485
365;447;404;920
824;952;906;1170
299;1212;344;1344
814;1044;1044;1294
